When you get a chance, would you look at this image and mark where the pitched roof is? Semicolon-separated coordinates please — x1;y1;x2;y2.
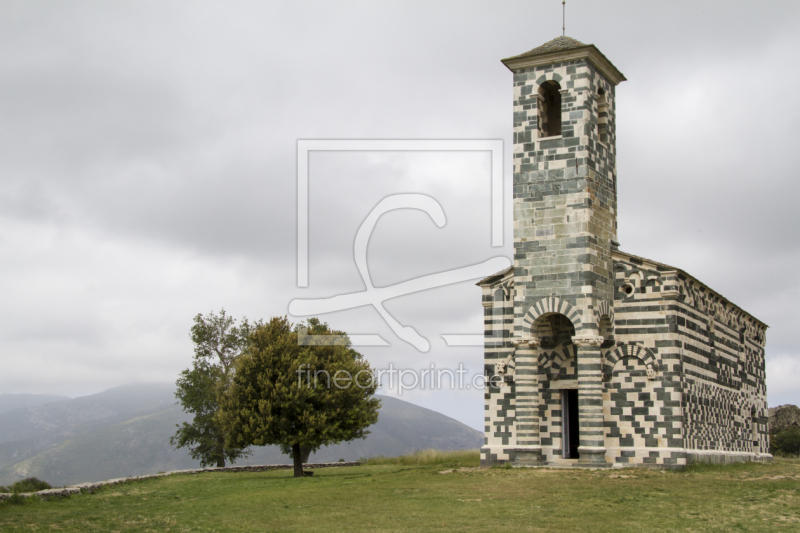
476;265;513;287
501;36;626;85
504;36;589;60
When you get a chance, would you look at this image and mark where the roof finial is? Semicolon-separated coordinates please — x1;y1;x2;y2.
562;1;566;37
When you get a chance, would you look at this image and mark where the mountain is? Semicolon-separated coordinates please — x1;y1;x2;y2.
0;394;70;415
0;384;182;482
0;384;481;487
0;384;176;446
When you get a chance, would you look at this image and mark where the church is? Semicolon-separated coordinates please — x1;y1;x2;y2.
479;36;770;468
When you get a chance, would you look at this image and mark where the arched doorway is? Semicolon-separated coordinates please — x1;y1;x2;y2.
531;312;579;460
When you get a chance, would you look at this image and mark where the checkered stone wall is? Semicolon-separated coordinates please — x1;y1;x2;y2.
608;253;769;465
478;37;768;469
602;356;685;467
672;273;769;459
480;270;517;466
600;256;686;466
483;379;517;463
479;254;768;468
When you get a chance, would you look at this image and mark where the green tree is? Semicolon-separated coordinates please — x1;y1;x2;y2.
220;317;380;477
771;427;800;456
170;310;253;467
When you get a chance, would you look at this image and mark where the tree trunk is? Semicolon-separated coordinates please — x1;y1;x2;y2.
292;443;304;478
217;439;226;468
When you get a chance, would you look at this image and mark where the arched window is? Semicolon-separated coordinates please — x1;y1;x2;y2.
597;87;609;145
538;80;562;137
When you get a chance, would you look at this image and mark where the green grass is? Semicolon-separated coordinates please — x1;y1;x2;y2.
1;454;799;532
364;448;479;466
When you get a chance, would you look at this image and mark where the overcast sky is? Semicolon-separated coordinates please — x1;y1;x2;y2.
1;1;799;430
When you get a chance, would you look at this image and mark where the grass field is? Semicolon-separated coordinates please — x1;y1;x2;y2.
1;451;799;532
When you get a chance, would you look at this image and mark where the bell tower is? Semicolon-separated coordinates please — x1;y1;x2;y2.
502;36;626;466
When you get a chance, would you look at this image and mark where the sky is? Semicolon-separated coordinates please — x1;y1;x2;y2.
1;0;799;431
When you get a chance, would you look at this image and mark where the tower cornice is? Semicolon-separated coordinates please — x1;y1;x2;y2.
501;42;626;86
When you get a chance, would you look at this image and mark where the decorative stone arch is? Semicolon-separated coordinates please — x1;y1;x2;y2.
595;300;614;342
522;297;582;334
595;299;614;323
645;275;662;288
535;72;564;86
604;343;658;380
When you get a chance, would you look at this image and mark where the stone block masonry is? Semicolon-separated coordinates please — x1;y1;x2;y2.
479;36;769;469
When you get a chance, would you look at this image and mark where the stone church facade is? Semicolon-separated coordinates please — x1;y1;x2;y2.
479;36;770;468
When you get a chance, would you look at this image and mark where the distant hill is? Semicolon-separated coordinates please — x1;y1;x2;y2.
0;394;70;415
0;384;481;487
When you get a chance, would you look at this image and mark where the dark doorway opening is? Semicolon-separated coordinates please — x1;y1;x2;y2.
561;389;580;459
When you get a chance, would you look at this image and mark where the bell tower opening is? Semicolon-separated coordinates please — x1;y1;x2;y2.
538;80;562;137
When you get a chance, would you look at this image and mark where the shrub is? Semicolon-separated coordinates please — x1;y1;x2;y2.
10;478;52;493
771;428;800;456
6;493;27;505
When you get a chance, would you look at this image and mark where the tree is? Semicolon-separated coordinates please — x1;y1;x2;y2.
219;317;380;477
170;310;254;467
5;477;51;494
771;427;800;456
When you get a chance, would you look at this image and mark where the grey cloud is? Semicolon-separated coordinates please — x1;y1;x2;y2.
2;1;799;426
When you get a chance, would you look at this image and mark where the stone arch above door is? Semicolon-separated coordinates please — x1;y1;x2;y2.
604;343;658;380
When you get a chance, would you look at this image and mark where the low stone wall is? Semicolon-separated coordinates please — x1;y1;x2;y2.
0;462;361;501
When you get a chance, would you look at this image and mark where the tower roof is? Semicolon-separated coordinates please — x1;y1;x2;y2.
507;36;589;58
501;36;626;86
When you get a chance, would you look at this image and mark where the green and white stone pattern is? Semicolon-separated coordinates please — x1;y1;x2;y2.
479;38;769;469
